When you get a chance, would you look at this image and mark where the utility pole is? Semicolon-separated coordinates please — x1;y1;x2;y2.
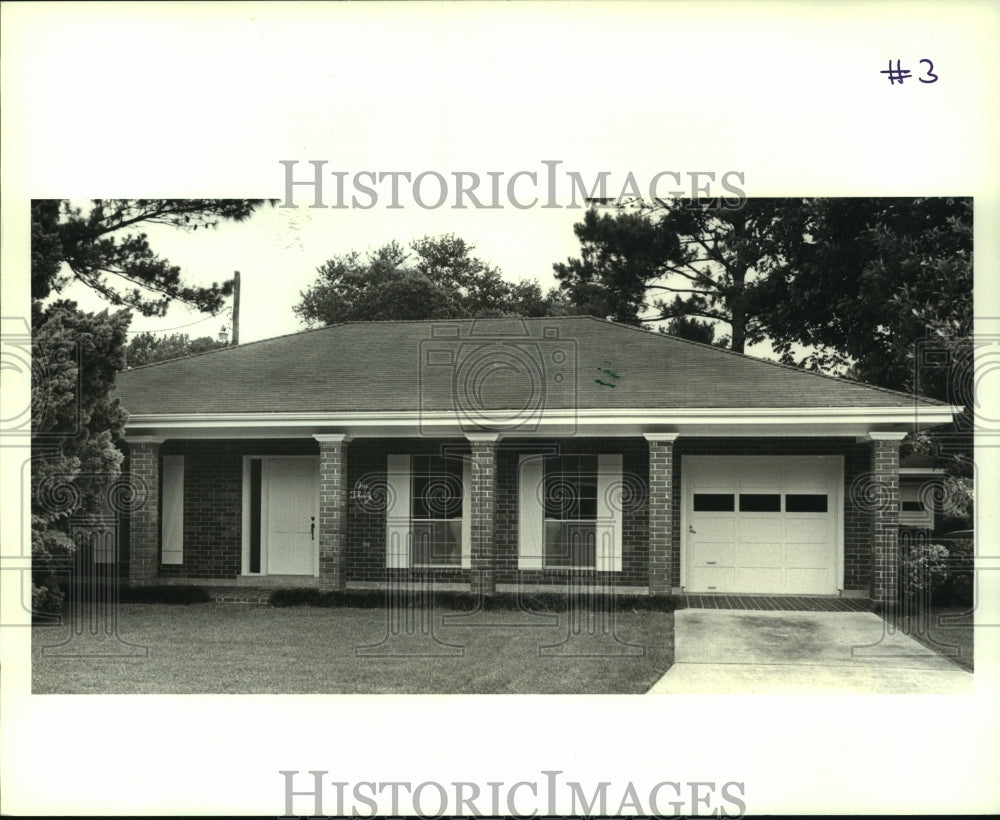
232;271;241;345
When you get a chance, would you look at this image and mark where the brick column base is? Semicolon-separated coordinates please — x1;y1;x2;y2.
315;434;349;592
645;434;678;595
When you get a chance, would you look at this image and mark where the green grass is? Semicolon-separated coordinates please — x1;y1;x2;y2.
32;603;674;694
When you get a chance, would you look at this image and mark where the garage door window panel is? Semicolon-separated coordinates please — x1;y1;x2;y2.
693;493;735;512
786;494;829;513
739;493;781;512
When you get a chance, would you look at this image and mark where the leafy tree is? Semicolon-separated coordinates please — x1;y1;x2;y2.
30;199;268;613
553;200;803;352
125;332;228;368
756;197;972;393
32;199;271;316
295;234;574;325
758;197;974;526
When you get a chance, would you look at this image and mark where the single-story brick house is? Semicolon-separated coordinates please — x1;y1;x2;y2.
112;316;961;603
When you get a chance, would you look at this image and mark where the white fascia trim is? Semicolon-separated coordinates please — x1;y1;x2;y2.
125;405;962;431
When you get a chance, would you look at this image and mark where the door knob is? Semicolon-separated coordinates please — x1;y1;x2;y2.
688;525;697;534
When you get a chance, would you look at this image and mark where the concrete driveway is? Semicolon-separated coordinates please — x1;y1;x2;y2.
648;609;973;694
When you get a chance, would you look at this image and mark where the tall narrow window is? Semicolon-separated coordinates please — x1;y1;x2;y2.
161;455;184;565
543;455;598;568
411;455;464;567
249;458;262;573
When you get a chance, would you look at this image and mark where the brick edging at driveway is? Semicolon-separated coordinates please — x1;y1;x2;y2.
677;595;873;612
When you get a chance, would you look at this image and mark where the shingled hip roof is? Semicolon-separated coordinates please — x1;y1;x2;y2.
114;316;950;419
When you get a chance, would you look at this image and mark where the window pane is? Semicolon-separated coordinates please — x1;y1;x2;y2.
412;520;462;566
693;493;735;512
739;494;781;512
412;457;462;519
544;521;596;567
544;475;579;519
786;494;829;513
901;500;924;512
411;472;430;518
544;455;598;521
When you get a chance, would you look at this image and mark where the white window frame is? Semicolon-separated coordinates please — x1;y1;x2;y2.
519;453;623;572
386;455;471;569
900;481;935;529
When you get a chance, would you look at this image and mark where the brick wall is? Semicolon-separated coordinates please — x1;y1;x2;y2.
493;438;649;588
137;434;873;593
345;439;473;585
344;437;649;588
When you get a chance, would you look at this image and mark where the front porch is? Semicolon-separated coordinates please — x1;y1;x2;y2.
120;431;909;604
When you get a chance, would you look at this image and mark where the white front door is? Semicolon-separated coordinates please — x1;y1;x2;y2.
684;456;841;595
265;457;318;576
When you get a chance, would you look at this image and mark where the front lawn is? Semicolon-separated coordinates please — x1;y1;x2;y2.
32;603;674;694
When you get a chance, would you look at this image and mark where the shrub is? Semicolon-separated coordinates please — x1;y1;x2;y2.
899;541;950;596
931;538;974;607
32;580;65;618
269;588;678;612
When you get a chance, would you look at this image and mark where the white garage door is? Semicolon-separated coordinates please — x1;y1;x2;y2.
683;456;842;595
